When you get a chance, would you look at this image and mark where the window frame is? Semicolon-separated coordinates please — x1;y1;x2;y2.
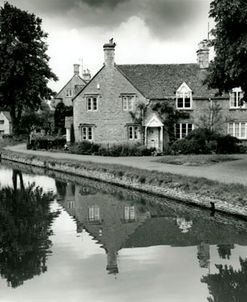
175;123;194;139
66;88;73;97
0;120;4;125
229;87;245;109
81;126;93;141
176;83;193;110
122;95;135;111
128;125;140;140
86;96;98;112
228;122;247;139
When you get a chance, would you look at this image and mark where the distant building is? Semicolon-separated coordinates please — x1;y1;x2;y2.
0;111;12;136
53;64;91;108
71;39;247;150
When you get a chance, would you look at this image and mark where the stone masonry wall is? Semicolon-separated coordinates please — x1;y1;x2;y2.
73;65;148;144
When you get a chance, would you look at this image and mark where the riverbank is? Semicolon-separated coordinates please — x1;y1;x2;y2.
1;149;247;219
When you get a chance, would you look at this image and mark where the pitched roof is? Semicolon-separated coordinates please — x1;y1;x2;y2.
117;64;222;99
1;111;11;122
55;74;87;98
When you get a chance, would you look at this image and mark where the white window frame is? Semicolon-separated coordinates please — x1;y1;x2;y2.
128;125;140;140
176;82;193;110
229;87;245;109
228;122;247;139
88;205;100;222
175;123;194;139
122;95;135;111
81;126;93;141
87;96;98;111
124;206;135;221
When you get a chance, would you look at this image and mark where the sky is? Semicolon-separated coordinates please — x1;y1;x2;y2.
0;0;212;92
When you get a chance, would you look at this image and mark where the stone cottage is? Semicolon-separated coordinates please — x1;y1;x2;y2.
53;64;91;108
0;111;12;136
71;39;247;150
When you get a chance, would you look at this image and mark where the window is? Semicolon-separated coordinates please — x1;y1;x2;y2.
122;95;135;111
87;96;98;111
0;120;4;124
176;82;192;109
88;206;100;222
124;206;135;221
230;88;245;109
128;125;139;140
228;122;247;139
66;88;73;97
175;123;194;139
81;126;93;141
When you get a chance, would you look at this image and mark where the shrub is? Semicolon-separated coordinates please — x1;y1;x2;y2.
171;138;204;154
28;136;66;150
216;135;240;154
70;141;100;155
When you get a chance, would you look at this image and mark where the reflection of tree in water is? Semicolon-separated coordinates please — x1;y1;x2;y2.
201;258;247;302
217;244;235;260
0;170;60;288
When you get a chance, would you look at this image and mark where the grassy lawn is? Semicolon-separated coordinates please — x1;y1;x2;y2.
154;154;241;166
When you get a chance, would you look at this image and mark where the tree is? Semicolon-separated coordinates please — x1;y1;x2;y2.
206;0;247;101
54;102;72;135
201;258;247;302
0;172;60;288
0;2;58;134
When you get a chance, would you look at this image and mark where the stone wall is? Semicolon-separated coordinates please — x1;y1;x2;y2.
73;65;148;144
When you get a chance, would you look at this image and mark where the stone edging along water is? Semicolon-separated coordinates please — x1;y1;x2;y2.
1;150;247;219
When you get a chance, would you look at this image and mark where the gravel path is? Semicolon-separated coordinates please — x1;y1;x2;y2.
5;144;247;186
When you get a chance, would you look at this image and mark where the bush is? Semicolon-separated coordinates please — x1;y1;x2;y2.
28;136;66;150
171;138;204;154
70;141;100;155
216;135;240;154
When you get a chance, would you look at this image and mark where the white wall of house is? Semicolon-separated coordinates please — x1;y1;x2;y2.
0;112;12;135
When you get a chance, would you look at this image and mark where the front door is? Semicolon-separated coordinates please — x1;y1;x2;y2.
147;127;160;150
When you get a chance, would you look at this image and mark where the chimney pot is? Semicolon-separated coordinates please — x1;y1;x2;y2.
103;38;116;68
73;64;80;75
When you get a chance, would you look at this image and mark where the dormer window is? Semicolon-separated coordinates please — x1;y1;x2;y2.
176;82;192;110
230;87;245;109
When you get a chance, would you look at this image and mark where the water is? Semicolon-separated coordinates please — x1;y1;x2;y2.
0;161;247;302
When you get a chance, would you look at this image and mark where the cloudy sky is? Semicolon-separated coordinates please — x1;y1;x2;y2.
0;0;212;92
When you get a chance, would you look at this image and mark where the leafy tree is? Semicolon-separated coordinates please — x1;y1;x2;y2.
0;2;58;134
0;171;60;288
201;258;247;302
206;0;247;101
217;244;235;260
54;102;73;135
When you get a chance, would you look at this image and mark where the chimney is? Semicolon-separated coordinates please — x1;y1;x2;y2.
82;69;91;83
103;38;116;67
197;39;210;69
73;64;80;75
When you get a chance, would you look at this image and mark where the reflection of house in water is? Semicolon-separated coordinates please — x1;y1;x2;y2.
60;182;150;275
58;180;247;275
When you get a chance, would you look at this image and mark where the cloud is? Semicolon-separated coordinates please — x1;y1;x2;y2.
6;0;210;39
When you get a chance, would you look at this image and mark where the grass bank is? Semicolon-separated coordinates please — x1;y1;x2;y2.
1;149;247;212
155;154;241;166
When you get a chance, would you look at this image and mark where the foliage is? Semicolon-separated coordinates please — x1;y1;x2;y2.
28;136;66;150
0;2;57;133
19;101;54;135
216;135;241;154
206;0;247;101
196;101;227;134
217;244;235;260
151;100;190;142
69;140;100;155
0;170;59;288
54;102;72;134
69;141;155;156
171;127;243;154
201;258;247;302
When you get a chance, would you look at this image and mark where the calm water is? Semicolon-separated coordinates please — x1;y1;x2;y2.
0;161;247;302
